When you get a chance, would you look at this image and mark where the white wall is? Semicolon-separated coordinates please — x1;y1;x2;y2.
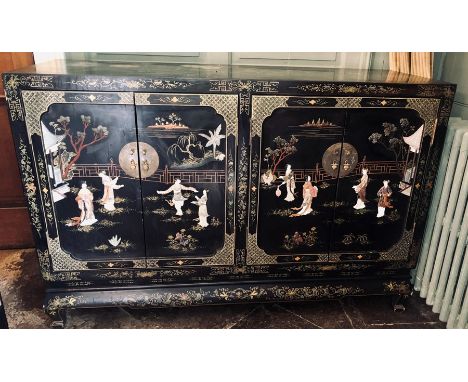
33;52;65;64
54;52;372;70
439;53;468;119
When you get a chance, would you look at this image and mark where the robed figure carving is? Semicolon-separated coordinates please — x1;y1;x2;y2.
192;190;209;227
157;179;197;216
290;176;318;217
99;171;124;211
353;168;369;210
277;164;296;202
76;182;97;226
377;180;393;217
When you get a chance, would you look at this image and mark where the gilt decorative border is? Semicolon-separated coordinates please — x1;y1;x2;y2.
208;80;280;115
44;278;415;321
65;78;195;91
406;98;440;140
247;95;440;265
37;249;81;282
4;74;55;121
236;139;249;231
290;83;403;95
17;138;43;234
45;282;370;318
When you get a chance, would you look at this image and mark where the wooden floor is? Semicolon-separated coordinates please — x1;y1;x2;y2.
0;249;446;329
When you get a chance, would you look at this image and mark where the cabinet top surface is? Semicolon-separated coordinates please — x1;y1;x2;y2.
5;59;454;86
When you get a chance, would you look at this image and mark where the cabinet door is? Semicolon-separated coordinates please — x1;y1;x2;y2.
22;91;146;269
248;96;346;265
134;93;237;267
330;108;425;261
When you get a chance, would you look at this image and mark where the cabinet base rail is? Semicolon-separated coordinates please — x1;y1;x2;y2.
44;277;412;327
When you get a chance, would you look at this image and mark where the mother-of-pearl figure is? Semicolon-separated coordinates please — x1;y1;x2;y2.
277;164;296;202
290;176;318;217
99;170;124;211
352;168;369;210
377;180;393;217
192;190;209;227
157;179;197;216
76;182;97;226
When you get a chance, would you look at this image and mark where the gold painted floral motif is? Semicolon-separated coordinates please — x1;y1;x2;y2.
250;152;260;227
341;233;371;246
76;284;365;309
18;138;42;233
92;240;135;254
292;98;332;106
383;281;411;294
415;85;455;98
153;96;194;104
45;295;82;316
66;78;194;91
35;153;55;225
67;94;102;102
283;228;318;250
272;285;365;300
290;83;401;95
226;150;235;230
25;182;36;193
166;229;198;252
365;99;404;107
237;139;249;230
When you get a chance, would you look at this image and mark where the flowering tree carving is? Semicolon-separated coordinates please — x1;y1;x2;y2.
155;113;183;126
264;135;298;176
53;115;108;179
368;118;417;162
168;133;205;164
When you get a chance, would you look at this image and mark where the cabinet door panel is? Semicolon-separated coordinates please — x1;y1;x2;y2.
135;93;237;265
253;107;346;261
39;102;146;261
330;108;424;258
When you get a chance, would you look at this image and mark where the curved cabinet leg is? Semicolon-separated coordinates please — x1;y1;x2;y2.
44;294;76;329
49;309;67;329
391;294;409;312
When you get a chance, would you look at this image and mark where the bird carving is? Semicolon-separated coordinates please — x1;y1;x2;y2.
108;235;121;247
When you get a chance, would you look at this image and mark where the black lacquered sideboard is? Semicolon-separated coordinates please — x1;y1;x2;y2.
3;60;455;326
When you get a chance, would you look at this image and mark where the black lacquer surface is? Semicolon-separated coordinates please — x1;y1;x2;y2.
2;61;456;320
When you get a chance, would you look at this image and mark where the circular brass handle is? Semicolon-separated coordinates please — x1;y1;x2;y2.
118;142;159;178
